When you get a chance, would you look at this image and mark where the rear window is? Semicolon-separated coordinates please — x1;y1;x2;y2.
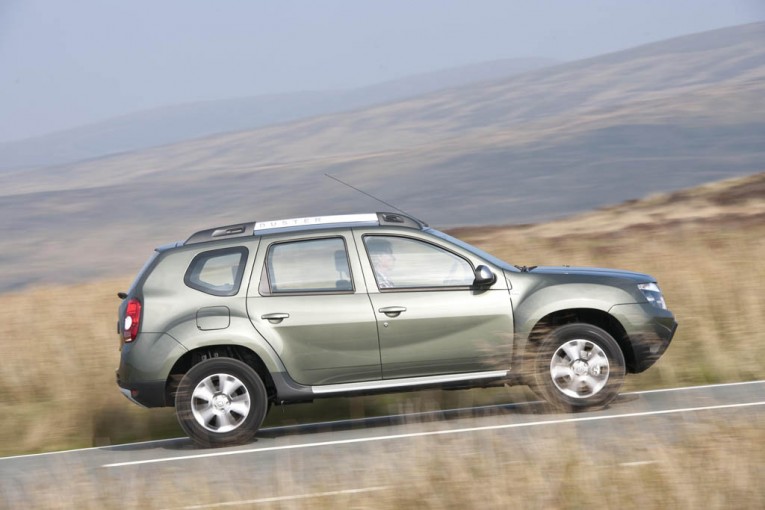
184;247;248;296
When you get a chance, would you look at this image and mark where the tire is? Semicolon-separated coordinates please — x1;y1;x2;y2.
175;358;268;448
530;323;625;411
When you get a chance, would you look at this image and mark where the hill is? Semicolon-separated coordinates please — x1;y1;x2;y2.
450;171;765;244
0;23;763;291
0;57;558;170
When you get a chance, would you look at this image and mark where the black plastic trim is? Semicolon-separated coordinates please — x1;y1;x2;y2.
186;222;256;244
629;318;678;373
116;377;168;408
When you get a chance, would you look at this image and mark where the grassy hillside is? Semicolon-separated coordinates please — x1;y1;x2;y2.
0;23;763;292
0;58;559;170
1;173;762;456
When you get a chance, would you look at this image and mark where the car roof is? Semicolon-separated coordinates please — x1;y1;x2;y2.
184;212;427;245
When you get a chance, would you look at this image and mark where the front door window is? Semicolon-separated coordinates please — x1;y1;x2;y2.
364;235;474;290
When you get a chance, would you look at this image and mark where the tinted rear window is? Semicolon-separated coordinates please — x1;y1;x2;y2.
184;247;248;296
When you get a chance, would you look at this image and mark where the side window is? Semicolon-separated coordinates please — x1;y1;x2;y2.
265;237;353;294
185;247;248;296
364;236;474;289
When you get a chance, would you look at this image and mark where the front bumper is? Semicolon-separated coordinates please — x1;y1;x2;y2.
630;317;678;372
609;303;678;373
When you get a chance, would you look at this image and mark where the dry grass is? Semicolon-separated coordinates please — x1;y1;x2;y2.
0;279;180;455
0;174;764;456
454;222;765;390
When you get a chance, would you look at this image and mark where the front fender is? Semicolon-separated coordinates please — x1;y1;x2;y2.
511;282;636;346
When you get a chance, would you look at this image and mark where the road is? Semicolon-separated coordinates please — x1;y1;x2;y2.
1;381;764;508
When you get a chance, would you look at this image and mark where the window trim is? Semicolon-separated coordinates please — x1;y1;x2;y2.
184;246;249;297
261;236;355;296
362;234;475;291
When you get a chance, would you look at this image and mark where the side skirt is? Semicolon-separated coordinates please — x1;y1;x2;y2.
271;370;509;404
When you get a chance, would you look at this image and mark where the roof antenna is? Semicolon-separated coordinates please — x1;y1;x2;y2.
324;173;423;222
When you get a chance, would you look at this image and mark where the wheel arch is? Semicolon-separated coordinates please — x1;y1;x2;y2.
167;345;277;406
517;308;636;378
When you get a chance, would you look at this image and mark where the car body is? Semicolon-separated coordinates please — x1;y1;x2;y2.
116;212;677;447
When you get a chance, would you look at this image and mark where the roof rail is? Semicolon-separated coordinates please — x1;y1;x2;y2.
254;213;379;231
377;212;428;229
184;212;426;245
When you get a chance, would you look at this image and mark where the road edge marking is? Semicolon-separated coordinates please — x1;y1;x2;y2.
623;379;765;395
2;380;763;462
102;400;765;468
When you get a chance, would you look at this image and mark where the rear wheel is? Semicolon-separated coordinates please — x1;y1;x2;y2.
175;358;268;448
530;323;625;411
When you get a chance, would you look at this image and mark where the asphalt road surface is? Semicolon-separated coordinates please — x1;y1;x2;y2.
2;381;763;508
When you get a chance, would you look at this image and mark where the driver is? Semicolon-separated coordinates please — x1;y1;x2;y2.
367;238;396;288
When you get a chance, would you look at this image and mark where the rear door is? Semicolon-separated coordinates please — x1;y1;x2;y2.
355;231;514;379
246;231;381;386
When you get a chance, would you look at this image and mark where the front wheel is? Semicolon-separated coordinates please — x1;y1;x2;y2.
175;358;268;448
530;323;625;411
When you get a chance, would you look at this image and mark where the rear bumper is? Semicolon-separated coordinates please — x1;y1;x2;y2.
116;372;167;407
118;386;147;408
115;332;186;408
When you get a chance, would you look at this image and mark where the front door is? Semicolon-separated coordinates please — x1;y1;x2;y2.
358;233;514;379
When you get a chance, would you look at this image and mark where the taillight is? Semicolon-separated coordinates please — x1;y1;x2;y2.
123;298;142;342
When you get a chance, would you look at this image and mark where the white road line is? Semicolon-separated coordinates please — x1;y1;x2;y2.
164;486;390;510
0;437;188;462
102;400;765;468
623;379;765;395
2;380;763;462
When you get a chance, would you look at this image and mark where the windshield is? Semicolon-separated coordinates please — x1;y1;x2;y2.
426;228;513;269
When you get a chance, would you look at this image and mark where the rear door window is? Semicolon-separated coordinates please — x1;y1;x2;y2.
264;237;353;294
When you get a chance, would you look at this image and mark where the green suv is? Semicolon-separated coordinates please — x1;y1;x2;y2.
116;212;677;447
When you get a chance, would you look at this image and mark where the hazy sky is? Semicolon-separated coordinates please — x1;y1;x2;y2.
1;0;763;142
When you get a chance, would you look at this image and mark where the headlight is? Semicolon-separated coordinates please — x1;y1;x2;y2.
638;282;667;310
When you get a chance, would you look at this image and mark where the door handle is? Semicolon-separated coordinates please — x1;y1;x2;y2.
261;312;289;324
378;306;406;317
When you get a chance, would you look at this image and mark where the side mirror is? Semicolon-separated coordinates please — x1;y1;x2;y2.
473;265;496;286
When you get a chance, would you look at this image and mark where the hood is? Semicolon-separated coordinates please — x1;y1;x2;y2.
527;266;654;283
